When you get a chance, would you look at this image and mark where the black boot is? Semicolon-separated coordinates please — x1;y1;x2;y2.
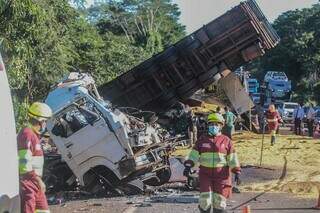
199;206;211;213
271;136;276;146
212;208;227;213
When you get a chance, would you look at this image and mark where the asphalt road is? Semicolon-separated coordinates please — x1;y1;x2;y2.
50;127;319;213
49;191;319;213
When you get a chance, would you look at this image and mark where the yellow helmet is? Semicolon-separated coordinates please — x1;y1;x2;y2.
28;102;52;122
207;113;225;124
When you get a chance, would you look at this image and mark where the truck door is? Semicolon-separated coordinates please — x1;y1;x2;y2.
51;105;127;169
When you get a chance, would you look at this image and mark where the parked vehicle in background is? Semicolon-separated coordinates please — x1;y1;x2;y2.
266;79;292;100
264;71;288;82
247;78;259;94
278;102;299;123
251;93;261;104
0;52;20;213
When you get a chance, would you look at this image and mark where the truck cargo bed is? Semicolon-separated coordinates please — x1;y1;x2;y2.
99;0;280;112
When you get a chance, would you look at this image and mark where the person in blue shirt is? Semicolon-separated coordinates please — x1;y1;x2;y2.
223;107;237;139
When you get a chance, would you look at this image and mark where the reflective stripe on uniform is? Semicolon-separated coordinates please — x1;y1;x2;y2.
227;152;240;169
199;191;227;210
199;152;228;168
32;156;44;176
35;209;50;213
188;149;199;164
212;192;227;209
199;192;212;211
18;149;33;174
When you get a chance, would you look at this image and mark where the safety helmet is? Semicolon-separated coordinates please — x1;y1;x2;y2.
28;102;52;122
207;113;225;124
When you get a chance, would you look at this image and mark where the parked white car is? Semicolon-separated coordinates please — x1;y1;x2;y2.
277;102;299;123
0;52;20;213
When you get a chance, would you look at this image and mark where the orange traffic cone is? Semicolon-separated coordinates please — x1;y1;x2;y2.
315;192;320;209
242;205;251;213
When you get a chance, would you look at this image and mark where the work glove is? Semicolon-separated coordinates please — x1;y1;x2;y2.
36;176;46;193
183;166;191;177
234;173;241;185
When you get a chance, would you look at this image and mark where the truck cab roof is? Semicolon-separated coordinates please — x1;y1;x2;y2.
46;84;87;114
45;73;101;114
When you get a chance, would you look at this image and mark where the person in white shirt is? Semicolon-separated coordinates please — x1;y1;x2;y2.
293;103;305;135
306;103;316;137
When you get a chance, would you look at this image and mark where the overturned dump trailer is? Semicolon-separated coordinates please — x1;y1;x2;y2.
45;73;172;195
99;0;280;112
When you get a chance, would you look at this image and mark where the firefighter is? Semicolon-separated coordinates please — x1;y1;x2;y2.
265;104;282;146
18;102;52;213
183;113;241;213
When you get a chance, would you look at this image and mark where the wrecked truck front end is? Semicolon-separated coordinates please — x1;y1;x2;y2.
45;73;171;194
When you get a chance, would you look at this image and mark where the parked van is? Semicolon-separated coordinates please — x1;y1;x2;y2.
0;52;20;212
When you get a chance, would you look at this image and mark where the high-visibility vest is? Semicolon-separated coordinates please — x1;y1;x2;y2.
17;128;44;177
185;134;241;175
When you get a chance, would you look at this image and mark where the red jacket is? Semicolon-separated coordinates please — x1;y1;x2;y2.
186;134;241;185
17;127;44;177
266;110;282;131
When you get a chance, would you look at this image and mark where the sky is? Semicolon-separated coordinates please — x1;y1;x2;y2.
173;0;318;33
85;0;318;33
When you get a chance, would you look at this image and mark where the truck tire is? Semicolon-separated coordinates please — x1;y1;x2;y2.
83;167;143;196
118;179;145;196
144;167;171;186
43;162;76;193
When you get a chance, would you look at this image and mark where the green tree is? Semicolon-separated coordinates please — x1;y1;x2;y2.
0;0;186;129
249;3;320;104
88;0;185;55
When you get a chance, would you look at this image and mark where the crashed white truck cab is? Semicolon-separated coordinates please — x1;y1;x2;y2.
45;73;170;194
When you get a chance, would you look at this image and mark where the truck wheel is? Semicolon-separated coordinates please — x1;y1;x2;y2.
43;163;75;193
83;168;124;196
144;168;171;186
118;179;145;196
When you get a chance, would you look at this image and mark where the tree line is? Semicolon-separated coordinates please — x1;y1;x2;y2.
250;2;320;104
0;0;185;129
2;0;320;129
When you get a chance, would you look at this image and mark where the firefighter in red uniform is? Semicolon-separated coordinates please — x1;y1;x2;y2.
265;104;282;146
184;113;241;213
18;102;52;213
